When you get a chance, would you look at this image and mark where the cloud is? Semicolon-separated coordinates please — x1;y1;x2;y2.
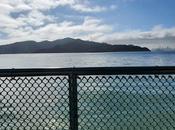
0;0;109;13
110;5;118;10
0;0;174;50
0;0;74;11
0;16;112;44
93;25;175;49
0;0;112;39
71;3;107;13
0;3;14;14
96;25;175;42
16;10;55;27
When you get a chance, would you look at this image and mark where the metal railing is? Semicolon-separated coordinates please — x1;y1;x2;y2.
0;67;175;130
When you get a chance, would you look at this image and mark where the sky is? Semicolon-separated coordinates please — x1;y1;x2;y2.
0;0;175;50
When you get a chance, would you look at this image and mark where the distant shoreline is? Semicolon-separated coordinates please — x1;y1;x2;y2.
0;38;150;54
0;51;151;55
3;51;175;56
0;50;151;54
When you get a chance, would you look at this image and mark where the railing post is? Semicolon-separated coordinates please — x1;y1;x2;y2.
69;73;78;130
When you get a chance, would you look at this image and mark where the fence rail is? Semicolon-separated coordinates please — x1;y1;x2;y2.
0;67;175;130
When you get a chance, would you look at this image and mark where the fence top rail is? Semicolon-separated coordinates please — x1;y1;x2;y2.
0;66;175;77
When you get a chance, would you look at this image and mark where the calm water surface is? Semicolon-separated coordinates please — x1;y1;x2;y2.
0;52;175;68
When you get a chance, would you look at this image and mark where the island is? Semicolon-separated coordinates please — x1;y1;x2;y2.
0;38;150;54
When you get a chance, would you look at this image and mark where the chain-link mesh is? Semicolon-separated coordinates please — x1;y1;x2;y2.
0;76;69;130
1;70;175;130
78;75;175;130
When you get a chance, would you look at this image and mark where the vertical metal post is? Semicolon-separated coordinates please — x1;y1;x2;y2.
69;73;78;130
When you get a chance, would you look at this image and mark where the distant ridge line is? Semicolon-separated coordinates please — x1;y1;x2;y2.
0;38;150;54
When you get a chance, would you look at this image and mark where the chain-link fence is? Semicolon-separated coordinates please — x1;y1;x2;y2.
0;76;69;130
78;75;175;130
0;67;175;130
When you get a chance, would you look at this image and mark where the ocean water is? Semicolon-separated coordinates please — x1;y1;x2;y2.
78;75;175;130
0;52;174;68
0;52;175;130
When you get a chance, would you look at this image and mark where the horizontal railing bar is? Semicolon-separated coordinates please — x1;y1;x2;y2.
0;66;175;77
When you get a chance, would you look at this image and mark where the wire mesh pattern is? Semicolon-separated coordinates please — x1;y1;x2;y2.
78;75;175;130
0;76;69;130
0;67;175;130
